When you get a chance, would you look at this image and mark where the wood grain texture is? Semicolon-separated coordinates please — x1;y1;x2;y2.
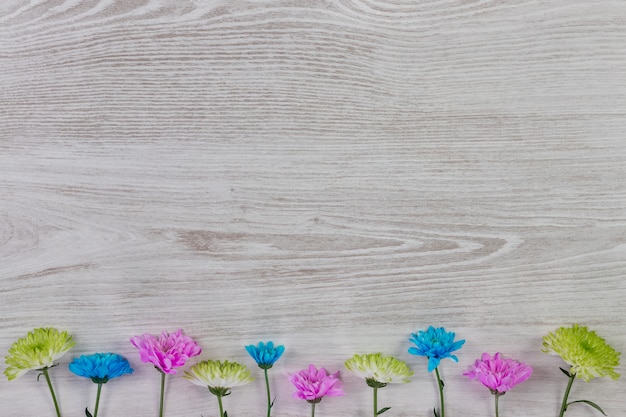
1;0;625;416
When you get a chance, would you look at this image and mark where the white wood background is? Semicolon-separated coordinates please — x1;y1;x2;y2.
1;1;625;416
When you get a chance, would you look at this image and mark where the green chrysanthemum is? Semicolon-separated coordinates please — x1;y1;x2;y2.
345;352;413;387
5;327;75;380
185;359;253;417
542;324;620;382
185;359;254;394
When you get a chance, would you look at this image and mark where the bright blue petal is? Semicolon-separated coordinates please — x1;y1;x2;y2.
245;345;259;361
449;339;465;352
427;356;440;372
408;346;425;356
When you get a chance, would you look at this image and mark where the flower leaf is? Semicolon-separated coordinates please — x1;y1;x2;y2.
85;407;93;417
377;407;391;415
567;400;607;416
559;367;571;378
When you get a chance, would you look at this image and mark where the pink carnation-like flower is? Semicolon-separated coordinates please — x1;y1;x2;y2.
130;329;201;374
290;364;344;403
464;352;532;394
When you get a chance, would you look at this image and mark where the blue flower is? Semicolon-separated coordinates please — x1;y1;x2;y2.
245;341;285;369
69;353;133;384
408;326;465;372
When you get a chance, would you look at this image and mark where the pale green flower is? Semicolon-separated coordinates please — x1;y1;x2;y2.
542;324;620;382
185;359;254;417
185;359;254;394
5;327;75;380
345;352;413;387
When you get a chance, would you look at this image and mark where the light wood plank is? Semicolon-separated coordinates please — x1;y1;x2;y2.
1;1;625;416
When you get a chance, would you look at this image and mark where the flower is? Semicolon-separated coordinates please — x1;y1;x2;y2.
245;341;285;369
131;330;201;417
5;328;75;417
185;359;253;396
290;364;344;403
409;326;464;417
130;329;201;374
69;353;134;417
5;327;75;380
542;324;620;382
69;352;133;384
408;326;465;372
246;341;284;417
464;352;532;394
346;353;412;417
543;325;620;417
345;353;412;387
186;360;253;417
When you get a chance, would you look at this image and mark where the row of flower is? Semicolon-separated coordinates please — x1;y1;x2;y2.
4;324;621;417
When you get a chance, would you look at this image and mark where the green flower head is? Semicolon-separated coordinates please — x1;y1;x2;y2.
345;353;413;387
184;359;254;396
542;324;621;382
5;327;75;381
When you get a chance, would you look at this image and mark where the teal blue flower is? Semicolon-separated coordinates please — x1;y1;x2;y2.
245;341;285;417
69;353;133;384
69;353;133;417
245;341;285;370
409;326;465;417
408;326;465;372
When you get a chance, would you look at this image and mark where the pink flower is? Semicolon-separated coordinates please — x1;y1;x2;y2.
290;364;344;403
130;329;201;374
464;352;532;394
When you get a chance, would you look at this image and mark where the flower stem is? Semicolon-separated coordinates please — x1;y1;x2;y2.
264;367;272;417
311;401;316;417
435;367;445;417
93;383;103;417
42;367;62;417
159;371;166;417
494;393;500;417
217;394;225;417
373;386;378;417
558;372;576;417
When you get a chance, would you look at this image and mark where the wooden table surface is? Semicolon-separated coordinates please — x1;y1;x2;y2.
1;1;625;416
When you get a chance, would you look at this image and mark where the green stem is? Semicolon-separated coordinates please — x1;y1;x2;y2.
373;386;378;417
558;372;576;417
93;383;102;417
159;371;166;417
42;367;62;417
311;401;316;417
217;394;225;417
435;367;445;417
494;393;500;417
264;367;272;417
